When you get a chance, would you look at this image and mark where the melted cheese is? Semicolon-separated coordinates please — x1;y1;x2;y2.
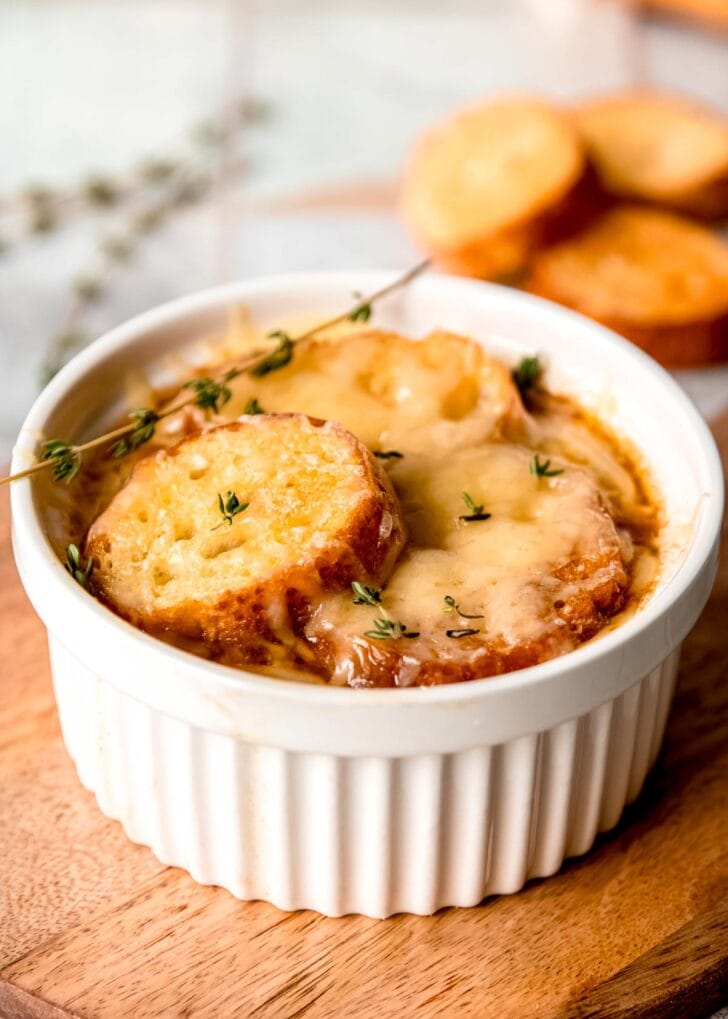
167;330;525;457
308;442;644;686
61;326;660;687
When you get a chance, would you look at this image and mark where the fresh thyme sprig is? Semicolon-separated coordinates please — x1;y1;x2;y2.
183;369;242;414
110;409;160;458
443;595;484;619
0;260;430;488
351;581;382;606
512;355;542;399
65;543;94;588
348;291;372;323
459;492;491;522
530;454;563;478
364;617;420;640
41;440;82;483
351;581;419;639
250;332;294;377
214;490;249;528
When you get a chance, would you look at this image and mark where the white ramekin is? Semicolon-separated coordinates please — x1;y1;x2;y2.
11;272;723;918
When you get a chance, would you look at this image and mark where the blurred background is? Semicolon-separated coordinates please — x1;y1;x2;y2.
1;0;727;462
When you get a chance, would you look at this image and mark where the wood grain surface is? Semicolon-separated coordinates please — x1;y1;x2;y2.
1;413;727;1019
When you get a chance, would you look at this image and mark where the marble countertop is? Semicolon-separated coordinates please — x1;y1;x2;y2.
1;0;727;460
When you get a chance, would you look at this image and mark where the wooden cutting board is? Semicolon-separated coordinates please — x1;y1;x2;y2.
1;414;727;1019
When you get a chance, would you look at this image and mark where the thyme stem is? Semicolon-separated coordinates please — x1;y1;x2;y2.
0;260;431;488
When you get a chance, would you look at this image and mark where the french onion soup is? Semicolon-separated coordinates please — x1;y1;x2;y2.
57;326;660;687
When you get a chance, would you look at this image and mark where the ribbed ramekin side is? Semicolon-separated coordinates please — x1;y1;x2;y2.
48;638;681;918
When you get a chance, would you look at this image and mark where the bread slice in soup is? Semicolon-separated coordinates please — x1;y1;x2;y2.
85;415;406;669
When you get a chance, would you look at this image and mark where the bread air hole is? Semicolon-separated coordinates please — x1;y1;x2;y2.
199;532;246;560
152;565;174;588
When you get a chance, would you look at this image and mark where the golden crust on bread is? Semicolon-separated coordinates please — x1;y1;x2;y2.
577;91;728;220
402;96;585;278
85;415;406;666
524;206;728;367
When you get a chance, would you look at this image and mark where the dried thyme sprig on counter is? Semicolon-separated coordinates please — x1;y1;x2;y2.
0;260;430;488
33;100;269;385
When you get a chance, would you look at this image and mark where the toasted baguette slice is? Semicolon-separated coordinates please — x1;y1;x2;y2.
578;91;728;219
524;206;728;367
85;415;406;664
305;444;630;687
402;96;585;279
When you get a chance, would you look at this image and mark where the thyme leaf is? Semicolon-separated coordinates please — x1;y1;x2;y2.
183;369;241;414
244;397;265;415
364;617;419;640
349;293;372;323
41;440;82;483
446;628;479;638
530;454;563;478
351;581;382;606
214;490;249;528
443;595;484;619
459;491;491;522
512;356;542;398
251;332;294;377
110;409;159;458
373;450;403;460
65;543;94;587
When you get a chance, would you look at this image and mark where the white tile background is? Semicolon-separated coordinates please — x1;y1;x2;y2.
1;0;727;461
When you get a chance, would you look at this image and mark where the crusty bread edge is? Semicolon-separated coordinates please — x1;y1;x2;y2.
85;415;407;652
